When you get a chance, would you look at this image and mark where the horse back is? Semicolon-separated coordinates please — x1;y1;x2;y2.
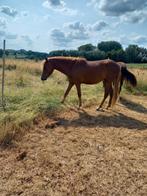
71;59;120;84
88;59;121;77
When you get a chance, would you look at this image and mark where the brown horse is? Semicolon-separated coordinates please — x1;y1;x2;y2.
41;56;121;109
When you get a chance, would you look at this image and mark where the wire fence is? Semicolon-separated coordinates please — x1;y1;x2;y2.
0;40;41;113
0;40;6;110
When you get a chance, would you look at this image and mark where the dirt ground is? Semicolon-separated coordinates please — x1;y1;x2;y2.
0;95;147;196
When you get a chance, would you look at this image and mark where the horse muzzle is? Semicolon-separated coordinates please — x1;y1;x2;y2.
41;76;47;81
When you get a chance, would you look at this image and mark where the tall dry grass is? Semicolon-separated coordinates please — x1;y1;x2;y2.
0;58;103;145
0;59;147;145
124;68;147;95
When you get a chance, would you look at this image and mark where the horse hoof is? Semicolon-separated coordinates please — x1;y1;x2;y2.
96;107;100;111
96;108;105;112
96;107;104;112
106;107;112;110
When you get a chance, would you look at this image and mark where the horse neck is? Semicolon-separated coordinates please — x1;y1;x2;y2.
53;59;73;77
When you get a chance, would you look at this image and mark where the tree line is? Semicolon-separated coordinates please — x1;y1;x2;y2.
0;41;147;63
49;41;147;63
0;49;48;60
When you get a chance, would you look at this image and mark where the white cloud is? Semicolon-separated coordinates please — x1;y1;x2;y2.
0;17;6;28
6;33;17;39
65;21;85;31
50;29;71;47
50;26;89;47
99;0;147;16
43;0;65;8
0;30;18;40
21;35;33;46
0;30;5;37
66;20;108;32
0;6;18;17
119;34;147;47
68;31;89;40
132;35;147;44
87;0;98;7
121;10;147;23
64;21;90;40
42;0;78;16
91;21;108;31
88;0;147;25
50;20;110;47
21;11;28;17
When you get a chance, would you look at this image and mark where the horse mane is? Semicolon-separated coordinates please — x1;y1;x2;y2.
48;56;87;64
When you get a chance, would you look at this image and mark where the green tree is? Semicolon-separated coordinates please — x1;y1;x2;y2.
49;50;80;57
106;49;126;62
78;44;96;52
98;41;122;52
84;50;106;60
125;45;140;63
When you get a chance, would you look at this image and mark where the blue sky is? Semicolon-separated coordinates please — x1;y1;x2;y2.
0;0;147;52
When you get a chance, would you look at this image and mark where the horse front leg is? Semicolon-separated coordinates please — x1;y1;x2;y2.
75;83;82;108
97;91;109;111
61;82;74;104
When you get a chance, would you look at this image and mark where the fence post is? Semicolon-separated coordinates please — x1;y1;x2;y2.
2;40;6;109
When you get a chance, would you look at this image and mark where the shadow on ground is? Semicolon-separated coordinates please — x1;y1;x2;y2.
119;97;147;114
52;108;147;131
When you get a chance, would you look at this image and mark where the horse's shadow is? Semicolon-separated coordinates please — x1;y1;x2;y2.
119;97;147;114
55;108;147;131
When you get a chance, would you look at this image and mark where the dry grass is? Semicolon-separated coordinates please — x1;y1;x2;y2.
0;59;147;145
0;96;146;195
131;68;147;94
0;58;103;144
0;59;146;145
0;59;147;195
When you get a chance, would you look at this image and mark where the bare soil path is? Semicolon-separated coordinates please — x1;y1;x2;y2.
0;95;147;196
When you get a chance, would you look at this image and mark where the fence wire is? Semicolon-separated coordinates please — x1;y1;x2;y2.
0;57;40;111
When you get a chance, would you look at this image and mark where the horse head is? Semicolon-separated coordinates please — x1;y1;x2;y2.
41;58;54;80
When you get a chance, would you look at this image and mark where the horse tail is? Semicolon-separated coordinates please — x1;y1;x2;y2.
111;70;121;106
121;66;137;87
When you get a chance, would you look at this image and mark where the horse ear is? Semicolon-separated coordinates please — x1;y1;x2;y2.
45;57;48;62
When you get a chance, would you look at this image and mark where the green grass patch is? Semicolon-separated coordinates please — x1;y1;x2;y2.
127;63;147;69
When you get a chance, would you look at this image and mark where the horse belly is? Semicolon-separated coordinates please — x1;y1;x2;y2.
72;65;105;84
82;78;101;84
82;71;104;84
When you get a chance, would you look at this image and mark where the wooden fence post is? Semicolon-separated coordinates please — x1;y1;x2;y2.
2;40;6;109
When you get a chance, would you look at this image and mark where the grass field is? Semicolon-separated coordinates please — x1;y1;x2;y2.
0;58;147;195
0;58;103;144
0;58;147;144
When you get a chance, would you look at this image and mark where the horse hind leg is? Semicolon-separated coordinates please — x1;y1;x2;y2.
107;84;113;109
111;73;121;107
97;81;110;111
119;77;124;94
